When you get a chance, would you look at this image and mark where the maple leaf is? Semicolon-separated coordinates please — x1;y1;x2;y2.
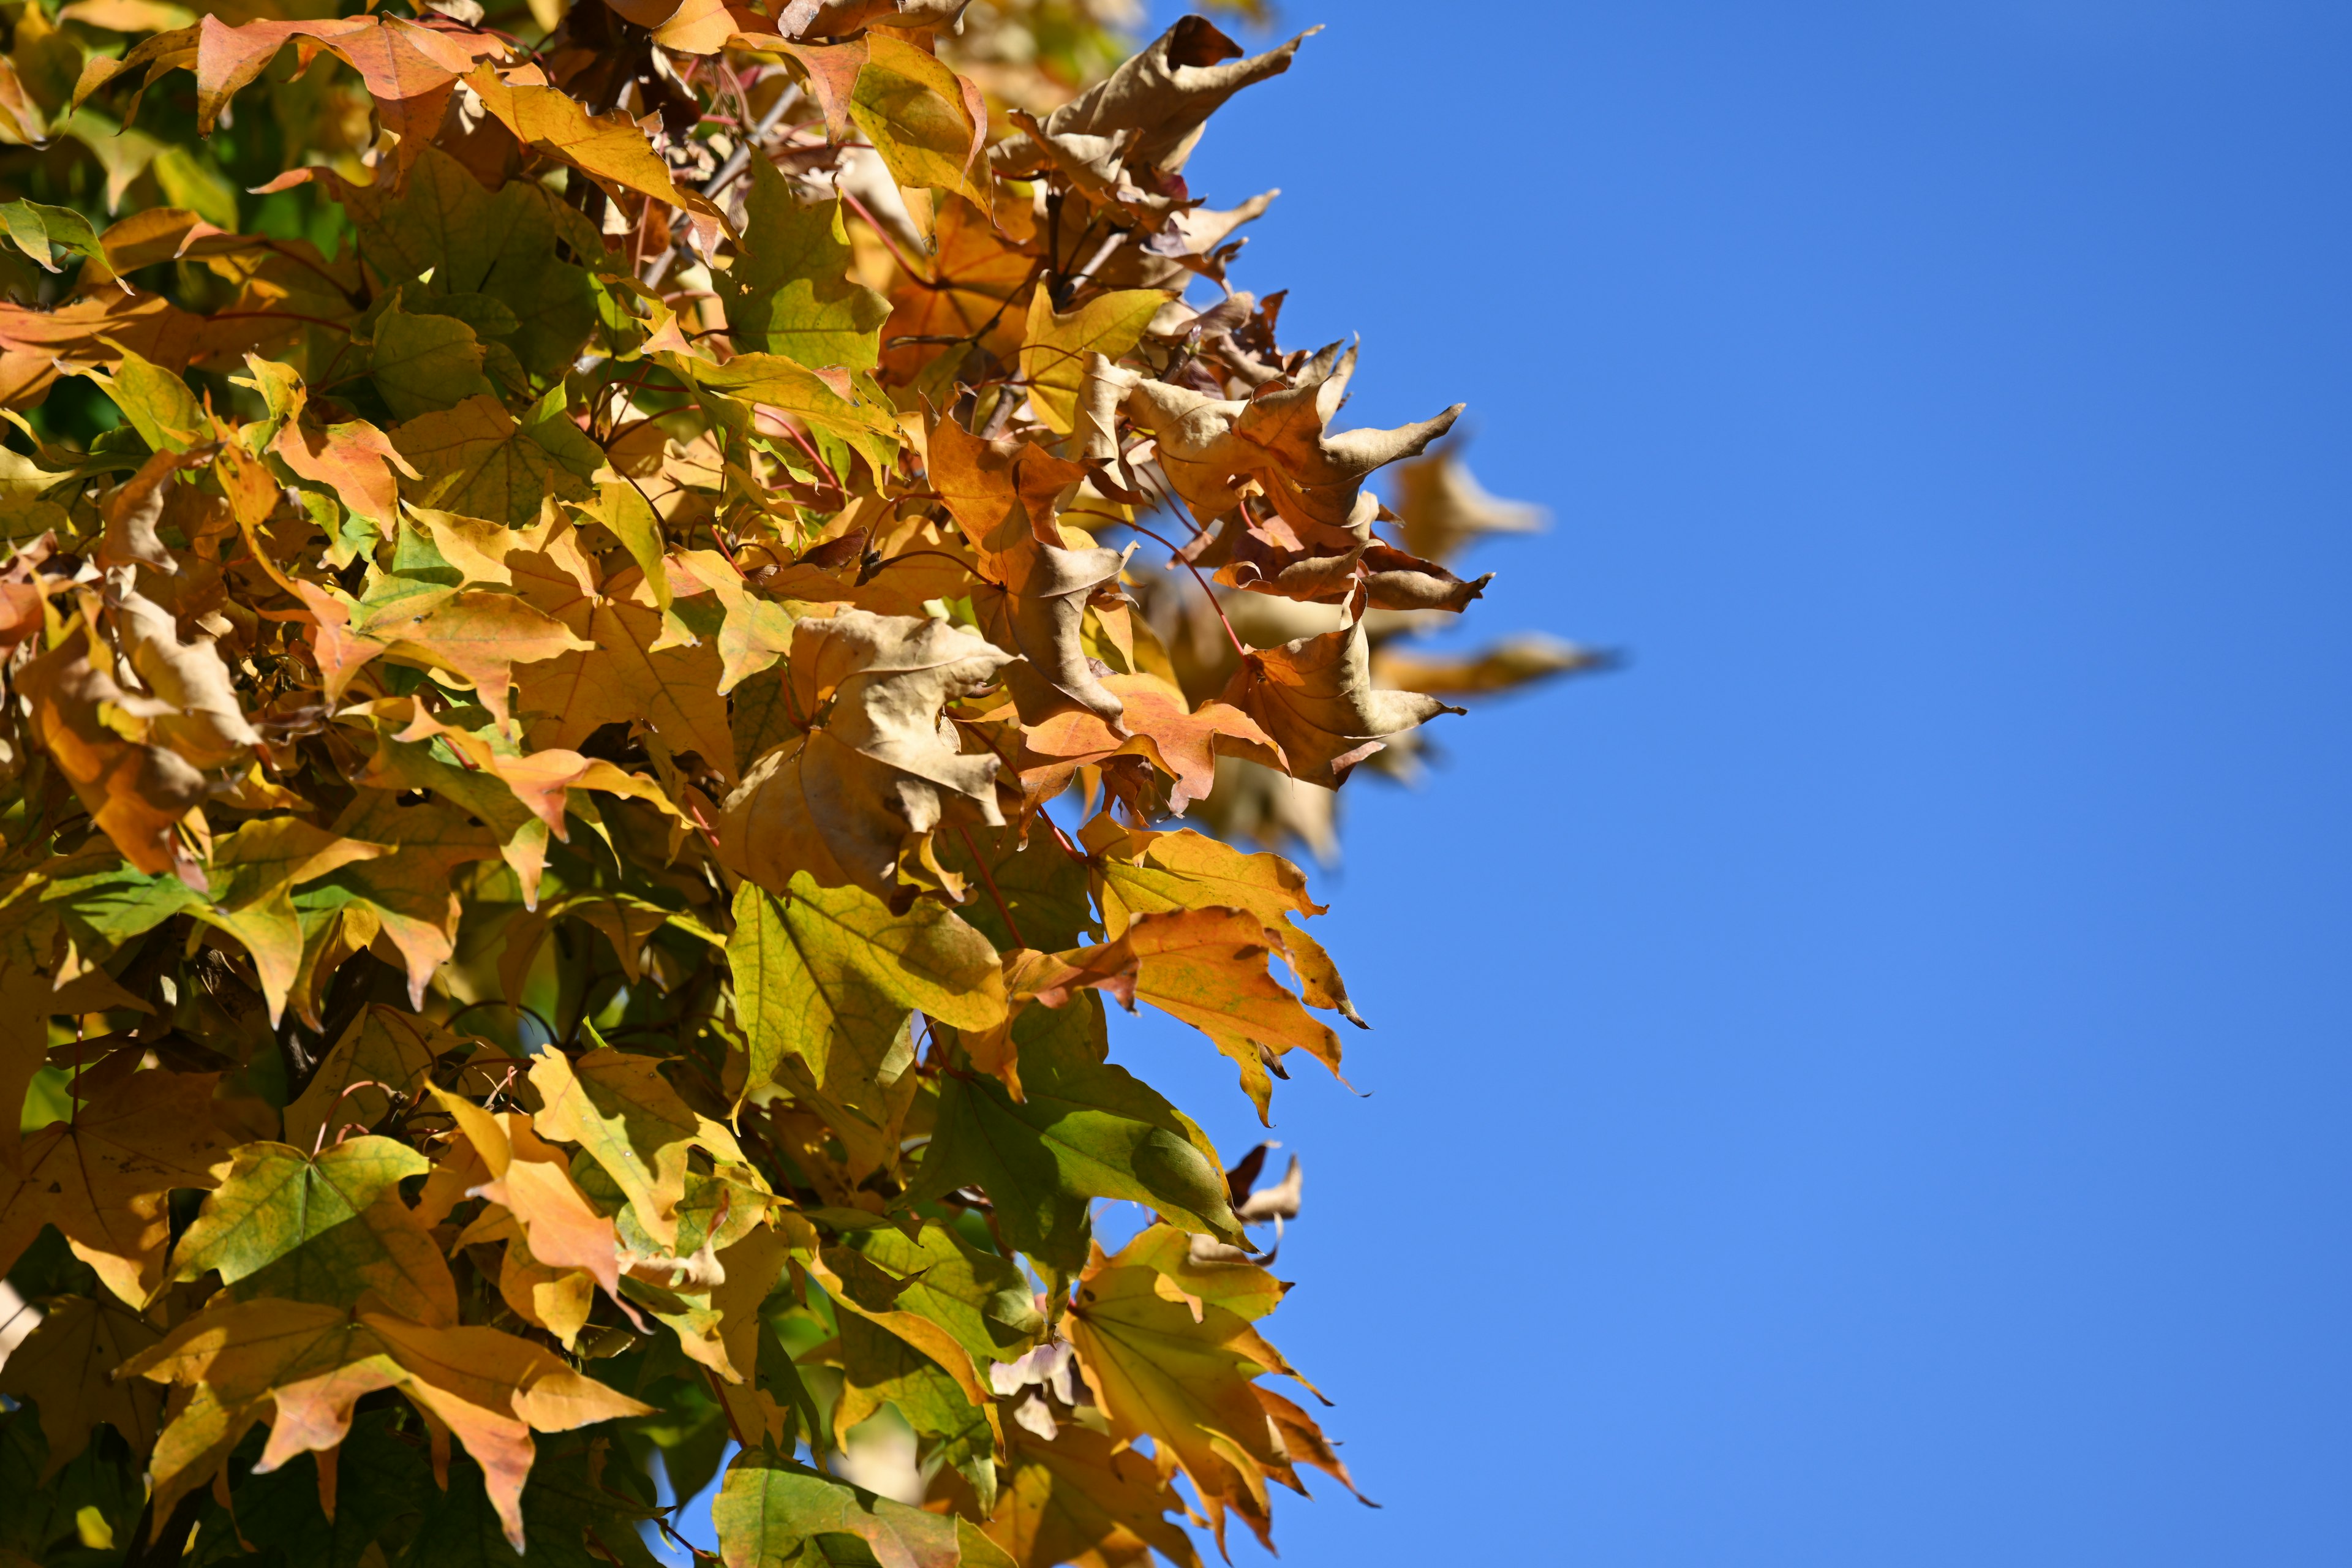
1067;1253;1305;1552
430;1086;631;1311
991;17;1313;179
0;1068;229;1305
391;390;603;525
1082;815;1360;1023
1098;343;1462;535
717;609;1014;900
169;1137;450;1325
1020;288;1169;437
0;1292;164;1480
987;1422;1206;1568
1018;673;1281;814
928;413;1128;726
16;619;211;884
729;873;1006;1104
907;997;1242;1266
1220;619;1463;790
716;1448;1014;1568
849;33;993;217
725;159;892;372
528;1046;745;1251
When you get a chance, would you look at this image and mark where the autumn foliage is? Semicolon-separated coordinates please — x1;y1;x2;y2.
0;2;1595;1564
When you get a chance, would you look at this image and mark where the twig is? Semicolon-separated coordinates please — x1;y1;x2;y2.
956;821;1024;948
1126;519;1247;660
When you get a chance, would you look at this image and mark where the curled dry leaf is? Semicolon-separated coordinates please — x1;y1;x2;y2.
718;608;1012;901
1221;619;1463;789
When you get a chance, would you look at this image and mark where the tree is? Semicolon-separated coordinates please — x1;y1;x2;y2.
0;4;1597;1565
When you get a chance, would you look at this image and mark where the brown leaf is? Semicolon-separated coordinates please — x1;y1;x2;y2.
717;609;1012;901
0;1069;228;1306
17;620;211;884
0;1294;164;1479
991;17;1316;179
1102;343;1461;535
1219;620;1461;788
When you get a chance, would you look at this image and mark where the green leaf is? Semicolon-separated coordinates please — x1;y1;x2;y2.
722;160;891;374
83;349;204;454
837;1314;995;1515
829;1216;1042;1363
171;1137;429;1286
0;200;104;273
714;1450;1007;1568
728;875;1005;1104
529;1046;742;1251
906;999;1240;1268
933;823;1098;955
848;34;992;216
348;148;598;385
392;390;601;524
369;296;500;421
668;351;903;487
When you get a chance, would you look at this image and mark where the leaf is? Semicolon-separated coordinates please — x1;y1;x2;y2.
170;1137;431;1292
466;66;723;224
0;200;105;273
0;1068;227;1305
1019;674;1280;813
716;609;1014;900
1019;288;1166;437
392;391;603;526
431;1087;630;1307
0;1294;164;1480
829;1215;1043;1365
124;1298;650;1552
337;146;599;385
274;410;418;535
725;160;891;373
528;1047;743;1250
233;1189;460;1327
1117;907;1345;1121
1082;816;1358;1022
80;347;205;452
993;17;1311;179
509;560;738;783
667;349;904;487
848;34;992;216
1104;1223;1288;1325
345;584;595;733
1102;343;1460;533
728;873;1006;1104
906;998;1239;1267
715;1449;992;1568
118;1298;383;1530
1371;631;1615;697
1066;1256;1299;1548
836;1312;995;1505
1219;619;1461;789
985;1423;1204;1568
1390;446;1548;563
282;1003;447;1152
193;15;496;139
368;296;500;420
926;414;1126;726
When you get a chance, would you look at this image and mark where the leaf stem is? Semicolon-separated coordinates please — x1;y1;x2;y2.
956;821;1024;948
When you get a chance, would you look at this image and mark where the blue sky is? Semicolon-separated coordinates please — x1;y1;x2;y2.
679;5;2352;1562
1109;2;2352;1564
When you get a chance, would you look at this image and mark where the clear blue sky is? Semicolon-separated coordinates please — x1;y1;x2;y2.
681;6;2352;1562
1117;2;2352;1564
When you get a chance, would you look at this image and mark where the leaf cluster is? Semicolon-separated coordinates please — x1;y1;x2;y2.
0;3;1597;1565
